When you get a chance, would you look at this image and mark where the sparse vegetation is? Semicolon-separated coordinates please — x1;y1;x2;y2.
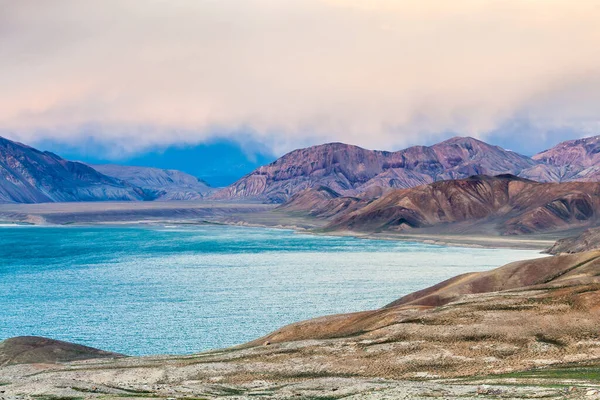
32;396;84;400
102;385;156;395
485;365;600;384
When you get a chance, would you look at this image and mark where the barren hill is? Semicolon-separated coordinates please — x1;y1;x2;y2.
0;336;122;366
214;137;536;203
280;175;600;236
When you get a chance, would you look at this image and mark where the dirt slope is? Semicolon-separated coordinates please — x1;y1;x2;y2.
0;336;122;366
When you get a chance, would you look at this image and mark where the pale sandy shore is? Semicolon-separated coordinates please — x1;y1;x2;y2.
322;230;558;250
0;201;561;250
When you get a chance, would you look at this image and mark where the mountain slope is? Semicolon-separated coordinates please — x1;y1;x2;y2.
214;137;536;203
250;251;600;348
279;186;365;219
0;137;147;203
318;175;600;235
212;143;390;202
0;336;122;366
93;164;213;201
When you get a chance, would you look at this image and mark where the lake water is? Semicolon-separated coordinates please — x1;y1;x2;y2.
0;225;544;355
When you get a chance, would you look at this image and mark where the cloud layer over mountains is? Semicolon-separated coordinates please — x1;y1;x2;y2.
1;0;599;154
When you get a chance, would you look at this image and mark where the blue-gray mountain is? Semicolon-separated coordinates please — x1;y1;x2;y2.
0;137;212;203
0;137;148;203
92;165;213;201
215;135;600;202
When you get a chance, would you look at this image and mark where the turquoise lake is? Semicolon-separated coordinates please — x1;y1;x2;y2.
0;225;544;355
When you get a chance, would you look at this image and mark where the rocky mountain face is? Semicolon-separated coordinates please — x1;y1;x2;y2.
215;134;600;203
0;136;218;203
284;175;600;235
212;143;391;203
93;164;213;201
0;137;148;203
214;137;537;203
528;135;600;182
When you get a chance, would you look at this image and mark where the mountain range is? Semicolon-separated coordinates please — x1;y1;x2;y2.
2;134;600;204
216;135;600;202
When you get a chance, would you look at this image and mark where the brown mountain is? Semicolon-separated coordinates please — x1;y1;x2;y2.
296;175;600;235
213;137;536;203
233;251;600;381
279;186;365;219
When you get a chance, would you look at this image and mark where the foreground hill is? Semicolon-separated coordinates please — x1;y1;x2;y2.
0;336;121;366
284;175;600;235
0;137;148;203
252;251;600;346
93;164;213;200
214;137;536;202
2;252;600;398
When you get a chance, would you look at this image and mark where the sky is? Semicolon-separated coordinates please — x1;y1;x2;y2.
1;0;600;160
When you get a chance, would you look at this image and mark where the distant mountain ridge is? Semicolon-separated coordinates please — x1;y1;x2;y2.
92;164;213;201
3;134;600;204
215;135;600;203
213;137;538;202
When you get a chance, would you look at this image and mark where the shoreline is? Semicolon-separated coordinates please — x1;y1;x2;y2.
318;230;555;251
179;216;557;251
8;218;554;251
0;201;558;251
